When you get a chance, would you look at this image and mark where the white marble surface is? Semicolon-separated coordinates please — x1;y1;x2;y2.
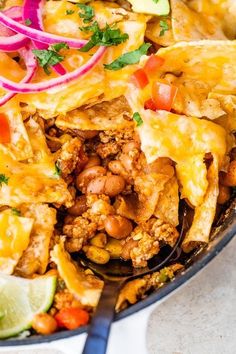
1;236;235;354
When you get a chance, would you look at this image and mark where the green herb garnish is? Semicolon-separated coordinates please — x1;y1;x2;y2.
79;22;129;52
132;112;143;127
104;43;151;71
54;163;62;178
11;208;21;216
32;42;69;75
0;174;9;186
25;18;32;26
77;3;94;24
159;19;169;36
66;9;75;15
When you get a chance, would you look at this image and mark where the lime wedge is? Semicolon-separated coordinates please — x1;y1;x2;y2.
0;275;57;339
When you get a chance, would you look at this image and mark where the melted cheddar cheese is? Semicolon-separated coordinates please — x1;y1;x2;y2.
0;211;33;275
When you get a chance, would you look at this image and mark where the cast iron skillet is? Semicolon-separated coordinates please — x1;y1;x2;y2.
0;199;235;347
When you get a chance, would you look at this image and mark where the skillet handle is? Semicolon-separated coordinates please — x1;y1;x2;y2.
82;280;121;354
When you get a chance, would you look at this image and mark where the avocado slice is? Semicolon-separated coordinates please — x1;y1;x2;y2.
128;0;170;16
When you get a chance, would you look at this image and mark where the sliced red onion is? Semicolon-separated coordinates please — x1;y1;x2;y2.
23;0;66;75
0;46;37;106
0;46;106;93
0;33;29;51
0;11;87;49
3;6;22;21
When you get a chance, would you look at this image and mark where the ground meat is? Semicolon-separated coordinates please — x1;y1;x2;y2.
122;218;179;267
96;141;120;159
54;289;82;310
63;216;97;246
56;137;83;177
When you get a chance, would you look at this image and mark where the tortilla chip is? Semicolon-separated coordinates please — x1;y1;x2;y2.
0;102;33;161
171;0;227;42
0;149;72;208
182;157;219;252
15;204;57;277
188;0;236;39
51;241;103;307
154;176;179;226
0;210;33;275
138;41;236;119
18;2;148;118
56;96;134;131
122;107;226;206
134;173;171;223
145;18;175;47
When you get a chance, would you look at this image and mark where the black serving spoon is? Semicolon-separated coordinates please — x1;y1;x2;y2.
81;208;187;354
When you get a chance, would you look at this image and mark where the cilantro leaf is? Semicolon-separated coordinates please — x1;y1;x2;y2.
79;22;129;52
11;208;21;216
152;0;160;3
66;9;75;15
25;18;32;26
159;19;169;36
104;43;151;71
32;42;68;75
50;42;69;52
77;3;94;23
132;112;143;127
53;163;62;178
0;174;9;186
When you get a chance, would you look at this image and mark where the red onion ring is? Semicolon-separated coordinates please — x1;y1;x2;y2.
3;6;22;22
0;33;29;51
0;46;37;106
0;46;106;93
0;11;87;49
22;0;66;76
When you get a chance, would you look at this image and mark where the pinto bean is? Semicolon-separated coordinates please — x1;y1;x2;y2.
76;166;107;191
84;155;101;169
87;175;125;197
122;141;140;154
32;313;58;335
220;161;236;187
217;184;231;205
108;160;126;175
68;195;88;216
76;130;98;140
104;215;133;239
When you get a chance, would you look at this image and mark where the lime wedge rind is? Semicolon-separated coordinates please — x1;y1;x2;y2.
0;275;57;339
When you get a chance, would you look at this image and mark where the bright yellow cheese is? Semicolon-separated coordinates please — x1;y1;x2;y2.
15;1;148;118
128;108;226;206
0;211;33;275
0;101;33;161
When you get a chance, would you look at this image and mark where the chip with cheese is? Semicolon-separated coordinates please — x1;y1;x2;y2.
56;96;134;131
182;156;219;252
16;1;148;118
51;240;103;307
127;108;226;206
15;204;57;276
0;210;33;275
0;101;33;161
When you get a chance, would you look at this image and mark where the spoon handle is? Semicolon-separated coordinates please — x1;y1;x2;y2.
82;280;122;354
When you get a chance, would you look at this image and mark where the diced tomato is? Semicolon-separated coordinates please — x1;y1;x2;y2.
152;82;178;111
132;68;149;89
144;55;165;76
144;98;157;111
55;307;89;330
0;113;10;144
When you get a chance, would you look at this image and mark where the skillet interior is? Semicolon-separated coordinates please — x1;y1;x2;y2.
1;199;235;347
